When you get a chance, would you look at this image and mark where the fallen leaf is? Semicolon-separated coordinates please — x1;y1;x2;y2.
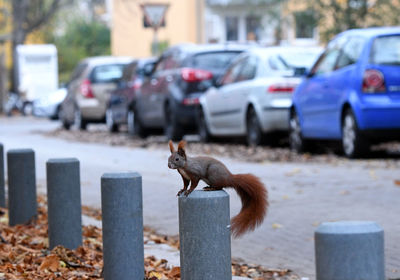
394;180;400;186
272;223;283;229
148;271;163;279
39;255;60;272
168;266;180;278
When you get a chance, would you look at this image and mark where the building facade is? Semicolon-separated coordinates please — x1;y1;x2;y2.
112;0;204;58
111;0;320;58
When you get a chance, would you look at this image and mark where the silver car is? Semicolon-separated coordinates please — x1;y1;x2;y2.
60;56;133;130
198;46;322;146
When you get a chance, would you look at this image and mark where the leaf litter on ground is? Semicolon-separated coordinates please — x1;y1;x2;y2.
0;196;298;280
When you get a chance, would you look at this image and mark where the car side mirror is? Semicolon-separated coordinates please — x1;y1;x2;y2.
294;67;307;77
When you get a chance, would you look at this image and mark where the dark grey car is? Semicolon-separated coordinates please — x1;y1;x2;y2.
133;44;248;140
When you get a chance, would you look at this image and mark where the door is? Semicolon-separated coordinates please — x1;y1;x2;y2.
323;36;366;137
224;55;258;133
206;57;245;134
299;47;341;138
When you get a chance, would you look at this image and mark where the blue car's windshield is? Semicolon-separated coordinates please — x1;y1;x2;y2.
371;35;400;65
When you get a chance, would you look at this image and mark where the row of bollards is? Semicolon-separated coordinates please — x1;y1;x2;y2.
0;144;387;280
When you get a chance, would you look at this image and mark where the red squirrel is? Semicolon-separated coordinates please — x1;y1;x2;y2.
168;140;268;237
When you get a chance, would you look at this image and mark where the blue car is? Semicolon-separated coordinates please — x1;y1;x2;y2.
290;27;400;158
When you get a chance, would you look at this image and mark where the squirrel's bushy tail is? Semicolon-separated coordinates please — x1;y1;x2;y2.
229;174;268;238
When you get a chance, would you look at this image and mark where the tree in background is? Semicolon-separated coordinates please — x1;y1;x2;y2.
10;0;73;91
309;0;400;42
45;19;110;82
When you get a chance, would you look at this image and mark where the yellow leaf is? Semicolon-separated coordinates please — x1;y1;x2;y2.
148;271;163;279
272;223;283;229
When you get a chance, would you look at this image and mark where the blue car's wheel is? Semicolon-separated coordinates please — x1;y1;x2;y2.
289;110;308;153
341;109;369;158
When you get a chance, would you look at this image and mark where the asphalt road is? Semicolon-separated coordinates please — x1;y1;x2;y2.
1;116;399;279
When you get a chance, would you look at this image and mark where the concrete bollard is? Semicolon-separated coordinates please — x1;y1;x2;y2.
7;149;37;226
315;221;385;280
47;158;82;249
179;190;231;280
101;173;144;280
0;143;5;207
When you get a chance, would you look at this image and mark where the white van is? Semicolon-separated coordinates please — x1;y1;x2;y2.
16;44;58;109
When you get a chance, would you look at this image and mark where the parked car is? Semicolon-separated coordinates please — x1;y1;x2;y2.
60;56;133;130
33;86;67;120
197;46;322;146
290;27;400;158
133;43;248;140
105;57;156;133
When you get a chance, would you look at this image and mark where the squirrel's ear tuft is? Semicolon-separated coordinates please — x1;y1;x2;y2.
177;140;187;157
169;140;175;154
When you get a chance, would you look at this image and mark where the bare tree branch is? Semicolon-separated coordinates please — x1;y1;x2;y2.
24;0;62;34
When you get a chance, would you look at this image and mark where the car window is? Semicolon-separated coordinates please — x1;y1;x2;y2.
220;58;244;85
91;64;125;83
311;48;341;75
154;53;179;72
70;63;87;81
191;51;242;71
268;55;291;71
336;36;366;69
121;62;137;81
370;35;400;65
236;56;257;82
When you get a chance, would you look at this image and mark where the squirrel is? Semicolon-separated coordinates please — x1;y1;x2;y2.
168;140;268;237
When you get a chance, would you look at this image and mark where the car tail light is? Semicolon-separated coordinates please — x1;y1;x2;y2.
181;68;213;82
80;79;94;98
182;97;200;105
362;69;386;93
267;84;295;93
131;80;142;90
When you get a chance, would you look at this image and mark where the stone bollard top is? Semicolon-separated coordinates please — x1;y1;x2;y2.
316;221;383;235
101;172;141;180
178;190;228;200
47;158;79;164
7;148;34;154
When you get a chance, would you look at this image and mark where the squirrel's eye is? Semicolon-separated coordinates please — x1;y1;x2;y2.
175;158;179;161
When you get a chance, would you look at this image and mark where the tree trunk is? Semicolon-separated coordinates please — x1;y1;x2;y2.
11;0;28;93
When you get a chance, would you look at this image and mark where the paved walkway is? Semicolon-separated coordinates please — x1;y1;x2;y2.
1;117;399;279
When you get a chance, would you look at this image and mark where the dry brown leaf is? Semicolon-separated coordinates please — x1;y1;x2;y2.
168;266;180;278
39;254;60;271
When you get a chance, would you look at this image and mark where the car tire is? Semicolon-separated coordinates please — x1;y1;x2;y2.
341;109;369;158
74;108;87;130
198;109;212;143
127;110;135;136
106;108;119;133
246;107;264;146
289;110;309;153
59;106;71;130
164;104;183;141
133;108;148;138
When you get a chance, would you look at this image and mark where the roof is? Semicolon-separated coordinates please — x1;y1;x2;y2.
336;26;400;39
167;43;252;55
81;56;134;66
247;46;323;57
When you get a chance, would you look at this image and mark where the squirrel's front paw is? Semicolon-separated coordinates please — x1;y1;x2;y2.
177;189;185;196
184;190;192;196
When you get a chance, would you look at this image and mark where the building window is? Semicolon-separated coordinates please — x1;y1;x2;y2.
294;11;317;39
246;16;261;41
225;16;239;41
